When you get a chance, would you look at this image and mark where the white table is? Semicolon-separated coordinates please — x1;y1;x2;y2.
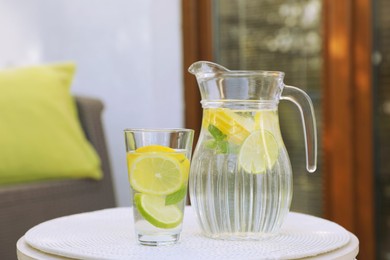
17;207;359;260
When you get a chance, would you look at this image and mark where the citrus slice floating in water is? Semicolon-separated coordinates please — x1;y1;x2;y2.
129;153;185;195
127;145;190;180
134;193;183;229
254;109;278;132
135;145;175;154
165;185;187;205
238;129;279;174
203;108;254;145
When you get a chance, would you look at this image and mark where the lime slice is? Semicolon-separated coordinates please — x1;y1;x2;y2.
238;129;279;174
134;193;183;229
165;185;187;205
129;153;185;195
254;110;278;132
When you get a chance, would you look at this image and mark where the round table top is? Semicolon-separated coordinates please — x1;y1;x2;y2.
17;207;359;260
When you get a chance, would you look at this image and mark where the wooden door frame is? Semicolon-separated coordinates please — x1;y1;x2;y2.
182;0;375;258
323;0;374;259
182;0;213;142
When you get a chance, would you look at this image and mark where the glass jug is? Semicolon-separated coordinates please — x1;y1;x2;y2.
188;61;317;240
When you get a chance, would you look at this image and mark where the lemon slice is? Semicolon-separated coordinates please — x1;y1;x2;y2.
238;129;279;174
203;108;254;144
136;145;188;163
127;145;190;182
136;145;176;154
127;145;190;166
134;193;183;229
129;153;185;195
127;145;182;168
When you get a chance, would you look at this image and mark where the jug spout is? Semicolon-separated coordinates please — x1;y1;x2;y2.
188;61;229;79
188;61;285;104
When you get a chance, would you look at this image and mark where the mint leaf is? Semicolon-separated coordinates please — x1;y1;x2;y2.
205;139;229;154
208;124;227;141
217;141;228;154
205;139;218;149
205;125;230;154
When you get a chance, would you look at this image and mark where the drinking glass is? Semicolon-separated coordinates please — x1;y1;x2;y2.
124;128;194;246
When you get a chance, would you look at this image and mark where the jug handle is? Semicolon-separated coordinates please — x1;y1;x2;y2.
281;85;317;173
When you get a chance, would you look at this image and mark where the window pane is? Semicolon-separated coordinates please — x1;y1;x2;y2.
213;0;323;216
374;0;390;258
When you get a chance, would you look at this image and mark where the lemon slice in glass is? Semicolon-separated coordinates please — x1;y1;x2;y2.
127;145;190;179
238;129;279;174
129;153;185;195
134;193;183;229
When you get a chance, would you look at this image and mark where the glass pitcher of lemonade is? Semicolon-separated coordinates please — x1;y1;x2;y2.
188;61;317;240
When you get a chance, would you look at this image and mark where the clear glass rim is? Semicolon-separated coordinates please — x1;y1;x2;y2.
124;128;194;134
215;70;284;77
201;100;279;109
189;61;285;79
197;71;285;81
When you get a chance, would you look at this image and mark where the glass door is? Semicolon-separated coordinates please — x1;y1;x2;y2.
373;0;390;258
182;0;375;258
212;0;323;217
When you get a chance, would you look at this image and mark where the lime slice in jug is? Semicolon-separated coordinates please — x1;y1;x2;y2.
238;129;279;174
134;193;183;229
253;110;278;132
129;153;185;195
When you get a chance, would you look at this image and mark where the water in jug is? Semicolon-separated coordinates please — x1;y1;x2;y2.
188;61;317;240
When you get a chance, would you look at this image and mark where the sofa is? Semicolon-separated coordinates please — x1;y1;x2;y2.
0;96;117;260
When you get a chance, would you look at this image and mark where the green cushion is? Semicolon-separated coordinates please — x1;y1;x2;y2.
0;63;102;185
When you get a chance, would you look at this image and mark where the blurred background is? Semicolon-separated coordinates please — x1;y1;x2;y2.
0;0;184;209
0;0;388;259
